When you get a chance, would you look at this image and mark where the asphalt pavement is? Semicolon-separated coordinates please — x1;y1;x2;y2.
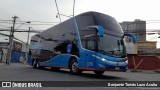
0;63;160;90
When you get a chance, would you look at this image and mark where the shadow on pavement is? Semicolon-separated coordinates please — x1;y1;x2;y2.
29;66;126;81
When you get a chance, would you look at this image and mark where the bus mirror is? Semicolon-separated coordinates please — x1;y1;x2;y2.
67;43;72;53
83;25;104;37
96;25;104;37
123;33;136;44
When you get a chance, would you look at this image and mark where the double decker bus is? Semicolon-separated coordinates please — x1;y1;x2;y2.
29;11;136;75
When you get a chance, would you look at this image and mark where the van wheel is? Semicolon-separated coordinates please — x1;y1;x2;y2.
69;59;82;74
94;70;105;75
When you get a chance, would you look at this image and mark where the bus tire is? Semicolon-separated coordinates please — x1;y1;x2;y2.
32;59;35;66
93;70;105;75
36;62;41;69
33;59;43;69
69;58;82;74
33;59;37;68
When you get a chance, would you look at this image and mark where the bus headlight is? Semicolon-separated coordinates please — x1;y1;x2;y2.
101;58;106;61
125;60;128;64
92;55;107;61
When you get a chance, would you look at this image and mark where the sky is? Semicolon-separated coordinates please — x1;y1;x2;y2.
0;0;160;42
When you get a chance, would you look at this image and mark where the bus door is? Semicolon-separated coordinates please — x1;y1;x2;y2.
81;29;97;68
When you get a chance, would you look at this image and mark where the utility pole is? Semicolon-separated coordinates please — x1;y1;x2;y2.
6;16;18;65
26;27;31;63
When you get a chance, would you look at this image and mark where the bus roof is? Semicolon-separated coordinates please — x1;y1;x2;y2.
33;11;123;40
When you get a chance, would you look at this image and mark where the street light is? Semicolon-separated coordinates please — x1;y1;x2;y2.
15;21;31;64
5;38;8;40
15;21;31;30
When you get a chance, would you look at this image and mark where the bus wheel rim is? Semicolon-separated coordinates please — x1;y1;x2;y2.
72;62;78;72
36;63;39;68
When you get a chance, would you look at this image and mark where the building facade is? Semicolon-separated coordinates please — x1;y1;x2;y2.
0;41;27;63
146;30;160;48
120;19;160;55
120;19;146;41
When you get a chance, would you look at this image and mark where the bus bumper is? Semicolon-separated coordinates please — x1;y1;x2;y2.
97;60;128;71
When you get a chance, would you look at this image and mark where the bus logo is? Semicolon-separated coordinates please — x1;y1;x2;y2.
2;82;11;87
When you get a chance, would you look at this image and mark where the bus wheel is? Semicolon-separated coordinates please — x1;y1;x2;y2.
69;59;82;74
93;70;105;75
32;59;35;66
36;62;40;69
36;62;44;69
33;60;42;69
33;60;37;68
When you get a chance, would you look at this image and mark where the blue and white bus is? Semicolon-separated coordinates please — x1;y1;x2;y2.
29;11;136;75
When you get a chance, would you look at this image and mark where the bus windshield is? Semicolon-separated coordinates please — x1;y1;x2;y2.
98;34;126;58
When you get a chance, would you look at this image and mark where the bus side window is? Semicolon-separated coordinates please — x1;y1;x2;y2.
54;41;68;54
70;42;79;56
86;40;95;50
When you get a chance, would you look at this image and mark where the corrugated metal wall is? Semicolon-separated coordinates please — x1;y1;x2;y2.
11;51;25;63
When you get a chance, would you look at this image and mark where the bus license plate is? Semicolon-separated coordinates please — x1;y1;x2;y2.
115;67;120;70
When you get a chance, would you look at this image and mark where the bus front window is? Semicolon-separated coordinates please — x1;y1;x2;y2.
98;34;126;58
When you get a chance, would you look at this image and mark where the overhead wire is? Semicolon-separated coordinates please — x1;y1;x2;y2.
0;19;12;21
55;0;61;22
16;31;28;37
16;20;59;24
0;25;10;28
17;18;30;28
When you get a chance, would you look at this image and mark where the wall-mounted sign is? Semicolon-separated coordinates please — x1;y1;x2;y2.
125;41;137;54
